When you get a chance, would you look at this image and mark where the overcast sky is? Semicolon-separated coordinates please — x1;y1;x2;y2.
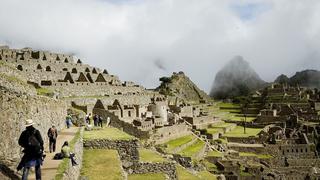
1;0;320;92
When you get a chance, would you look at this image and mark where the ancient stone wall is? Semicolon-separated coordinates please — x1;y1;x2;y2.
131;162;177;179
61;128;84;180
152;124;191;144
0;77;67;169
83;138;177;179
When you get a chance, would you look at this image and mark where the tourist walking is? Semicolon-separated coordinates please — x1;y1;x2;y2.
47;124;58;153
61;141;78;166
93;114;98;127
98;115;103;128
66;114;72;128
106;116;110;127
17;119;44;180
85;113;91;125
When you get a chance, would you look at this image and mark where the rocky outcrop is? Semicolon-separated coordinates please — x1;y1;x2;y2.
210;56;266;99
156;71;211;103
275;70;320;88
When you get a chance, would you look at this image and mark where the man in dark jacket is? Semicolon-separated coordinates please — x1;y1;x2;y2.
47;124;58;153
18;119;44;180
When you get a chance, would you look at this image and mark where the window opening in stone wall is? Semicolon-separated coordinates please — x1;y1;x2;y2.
46;66;51;71
17;65;23;71
64;58;68;63
37;64;42;70
72;68;77;73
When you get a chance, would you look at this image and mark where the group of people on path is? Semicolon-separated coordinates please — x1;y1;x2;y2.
85;113;110;127
17;116;77;180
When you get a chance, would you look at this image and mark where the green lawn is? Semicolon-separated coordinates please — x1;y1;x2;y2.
176;165;200;180
128;173;166;180
218;102;241;108
239;152;273;159
206;128;222;134
198;171;217;180
139;148;167;163
164;135;195;152
84;127;133;140
36;87;53;96
230;116;256;122
179;140;205;157
223;126;262;137
212;122;235;128
81;149;123;180
207;150;223;157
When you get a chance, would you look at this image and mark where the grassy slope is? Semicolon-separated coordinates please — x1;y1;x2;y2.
139;148;167;163
128;173;166;180
223;126;262;137
164;135;194;153
84;127;133;140
178;140;205;157
81;149;123;180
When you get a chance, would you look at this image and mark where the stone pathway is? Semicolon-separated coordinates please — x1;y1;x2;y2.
28;127;79;180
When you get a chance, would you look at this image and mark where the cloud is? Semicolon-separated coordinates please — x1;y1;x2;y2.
0;0;320;92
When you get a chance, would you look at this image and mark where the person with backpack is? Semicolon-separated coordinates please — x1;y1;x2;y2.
17;119;44;180
47;124;58;153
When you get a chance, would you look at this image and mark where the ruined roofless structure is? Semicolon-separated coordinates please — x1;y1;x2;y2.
0;45;146;97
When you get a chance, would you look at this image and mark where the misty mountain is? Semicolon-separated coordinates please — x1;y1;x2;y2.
275;70;320;88
156;71;211;102
210;56;266;99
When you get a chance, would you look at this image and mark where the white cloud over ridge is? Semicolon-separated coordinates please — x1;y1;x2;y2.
0;0;320;92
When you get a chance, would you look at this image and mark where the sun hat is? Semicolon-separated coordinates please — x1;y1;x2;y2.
25;119;34;127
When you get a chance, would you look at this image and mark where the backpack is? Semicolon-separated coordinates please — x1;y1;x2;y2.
28;130;42;154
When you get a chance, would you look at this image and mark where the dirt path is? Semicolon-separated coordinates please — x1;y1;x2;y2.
28;127;79;180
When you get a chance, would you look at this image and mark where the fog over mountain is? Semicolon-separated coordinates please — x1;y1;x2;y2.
275;70;320;88
210;56;265;99
0;0;320;92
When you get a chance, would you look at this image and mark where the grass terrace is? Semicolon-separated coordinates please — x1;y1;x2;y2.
197;171;217;180
139;148;167;163
164;135;194;153
81;149;123;180
176;165;200;180
230;116;256;122
239;152;273;159
84;127;134;140
128;173;166;180
178;140;205;158
207;150;223;157
223;126;262;138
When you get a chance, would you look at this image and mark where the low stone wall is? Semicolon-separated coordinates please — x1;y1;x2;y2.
84;139;178;179
152;124;191;145
61;128;84;180
83;139;140;164
171;138;197;154
131;162;177;179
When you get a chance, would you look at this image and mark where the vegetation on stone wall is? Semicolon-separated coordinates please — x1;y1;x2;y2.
55;128;81;180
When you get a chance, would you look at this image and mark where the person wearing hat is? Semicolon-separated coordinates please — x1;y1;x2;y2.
17;119;44;180
47;124;58;153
